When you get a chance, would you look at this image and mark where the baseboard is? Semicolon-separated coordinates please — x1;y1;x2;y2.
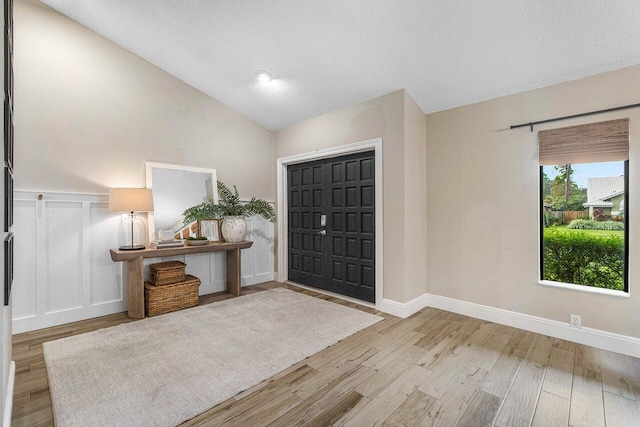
13;301;126;334
3;360;14;427
425;293;640;358
378;294;430;319
376;291;640;358
242;273;274;287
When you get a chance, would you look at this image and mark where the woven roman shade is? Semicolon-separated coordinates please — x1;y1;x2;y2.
538;118;629;165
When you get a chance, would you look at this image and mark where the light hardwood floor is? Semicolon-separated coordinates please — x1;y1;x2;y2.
12;281;640;426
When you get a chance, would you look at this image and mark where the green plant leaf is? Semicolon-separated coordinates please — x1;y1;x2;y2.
183;181;276;224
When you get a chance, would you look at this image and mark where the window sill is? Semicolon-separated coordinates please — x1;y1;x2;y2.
538;280;629;298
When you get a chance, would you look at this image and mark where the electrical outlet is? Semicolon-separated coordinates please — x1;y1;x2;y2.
570;314;582;328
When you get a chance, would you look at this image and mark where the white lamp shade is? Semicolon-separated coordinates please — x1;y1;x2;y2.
109;188;154;213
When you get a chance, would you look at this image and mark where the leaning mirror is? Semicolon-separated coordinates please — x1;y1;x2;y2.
145;162;218;241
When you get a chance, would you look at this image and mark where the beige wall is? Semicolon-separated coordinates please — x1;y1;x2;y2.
15;0;275;200
275;89;427;303
425;64;640;338
403;93;428;301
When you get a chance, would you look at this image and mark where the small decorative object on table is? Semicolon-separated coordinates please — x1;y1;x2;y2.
183;181;276;243
184;236;208;246
158;229;175;241
198;219;221;242
150;240;184;249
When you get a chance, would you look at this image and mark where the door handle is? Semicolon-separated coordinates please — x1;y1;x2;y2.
316;230;326;236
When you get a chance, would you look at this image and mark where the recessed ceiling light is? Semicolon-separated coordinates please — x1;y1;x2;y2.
255;70;272;83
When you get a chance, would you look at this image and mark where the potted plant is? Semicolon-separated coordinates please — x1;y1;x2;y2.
183;181;275;242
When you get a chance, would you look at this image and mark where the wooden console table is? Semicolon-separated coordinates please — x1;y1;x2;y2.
110;241;253;319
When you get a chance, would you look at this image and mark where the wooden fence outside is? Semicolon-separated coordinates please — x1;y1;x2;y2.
548;210;589;224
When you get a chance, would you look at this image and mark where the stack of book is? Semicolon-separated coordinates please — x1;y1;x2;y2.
150;240;184;249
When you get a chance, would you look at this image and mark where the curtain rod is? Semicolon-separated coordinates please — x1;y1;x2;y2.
510;102;640;132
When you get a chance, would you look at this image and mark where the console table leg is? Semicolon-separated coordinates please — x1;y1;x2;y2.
226;247;241;297
124;255;145;319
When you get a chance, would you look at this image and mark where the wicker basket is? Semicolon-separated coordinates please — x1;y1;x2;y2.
149;261;186;285
144;275;200;316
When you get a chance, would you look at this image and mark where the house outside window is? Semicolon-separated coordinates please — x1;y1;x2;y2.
539;119;629;293
583;176;624;219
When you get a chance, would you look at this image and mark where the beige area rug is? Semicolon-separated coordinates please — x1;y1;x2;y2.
43;288;382;427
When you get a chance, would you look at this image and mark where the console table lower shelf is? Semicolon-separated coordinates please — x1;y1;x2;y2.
110;241;254;319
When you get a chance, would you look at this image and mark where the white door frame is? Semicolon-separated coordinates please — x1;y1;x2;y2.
276;138;384;308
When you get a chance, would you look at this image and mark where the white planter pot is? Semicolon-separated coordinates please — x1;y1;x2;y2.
221;216;247;242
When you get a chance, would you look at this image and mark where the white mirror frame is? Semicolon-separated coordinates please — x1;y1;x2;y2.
145;162;219;242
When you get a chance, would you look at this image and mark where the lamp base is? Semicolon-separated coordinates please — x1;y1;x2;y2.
118;245;146;251
118;213;148;251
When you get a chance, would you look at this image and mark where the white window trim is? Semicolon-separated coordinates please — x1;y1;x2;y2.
538;280;629;298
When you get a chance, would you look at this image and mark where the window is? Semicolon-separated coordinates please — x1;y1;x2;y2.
539;119;629;292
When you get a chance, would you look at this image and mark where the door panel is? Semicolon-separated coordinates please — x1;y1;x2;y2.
287;151;375;302
325;153;375;302
288;159;326;289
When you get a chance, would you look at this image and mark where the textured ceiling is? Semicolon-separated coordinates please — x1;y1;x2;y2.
40;0;640;130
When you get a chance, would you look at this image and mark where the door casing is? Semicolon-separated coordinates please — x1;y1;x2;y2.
276;138;383;307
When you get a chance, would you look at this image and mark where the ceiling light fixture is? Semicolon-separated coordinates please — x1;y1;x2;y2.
255;70;272;83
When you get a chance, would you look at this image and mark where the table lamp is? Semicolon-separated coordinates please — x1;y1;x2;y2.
109;188;154;250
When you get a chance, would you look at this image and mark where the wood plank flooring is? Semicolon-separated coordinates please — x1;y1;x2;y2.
12;281;640;426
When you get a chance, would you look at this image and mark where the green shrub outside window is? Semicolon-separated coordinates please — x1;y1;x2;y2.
542;228;624;290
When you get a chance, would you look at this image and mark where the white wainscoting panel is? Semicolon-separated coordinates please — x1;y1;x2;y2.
12;191;274;333
46;201;84;314
13;199;36;320
89;204;123;306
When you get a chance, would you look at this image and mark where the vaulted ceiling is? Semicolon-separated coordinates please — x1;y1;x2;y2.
40;0;640;130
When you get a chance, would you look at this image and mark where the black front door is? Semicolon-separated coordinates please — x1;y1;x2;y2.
288;151;375;302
